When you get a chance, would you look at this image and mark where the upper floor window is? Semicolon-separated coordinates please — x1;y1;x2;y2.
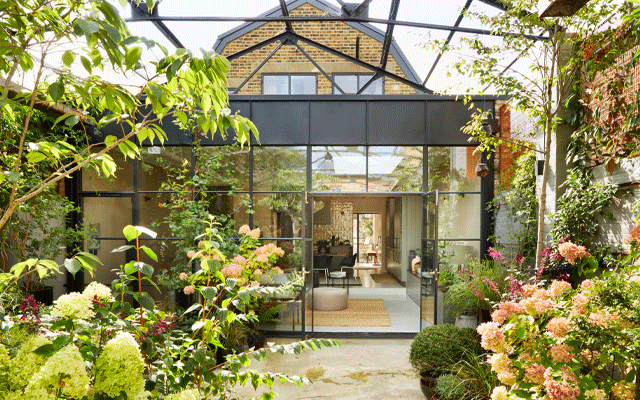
332;74;384;94
262;74;317;95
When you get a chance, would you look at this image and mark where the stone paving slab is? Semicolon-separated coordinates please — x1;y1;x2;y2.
231;337;424;400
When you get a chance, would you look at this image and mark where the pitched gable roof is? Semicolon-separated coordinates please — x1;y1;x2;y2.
212;0;421;85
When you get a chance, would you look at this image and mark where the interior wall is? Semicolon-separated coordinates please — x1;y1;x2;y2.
401;196;421;283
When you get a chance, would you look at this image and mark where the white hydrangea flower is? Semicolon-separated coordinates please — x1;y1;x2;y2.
93;331;145;399
165;389;202;400
9;335;52;392
51;292;94;320
23;345;89;400
83;281;114;304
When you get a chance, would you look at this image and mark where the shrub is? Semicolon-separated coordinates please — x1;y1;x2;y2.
436;373;467;400
409;324;482;377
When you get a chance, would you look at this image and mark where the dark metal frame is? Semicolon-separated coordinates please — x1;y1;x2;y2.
127;0;548;96
261;73;319;95
331;73;385;95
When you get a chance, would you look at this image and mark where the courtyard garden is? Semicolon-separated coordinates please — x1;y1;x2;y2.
2;0;640;399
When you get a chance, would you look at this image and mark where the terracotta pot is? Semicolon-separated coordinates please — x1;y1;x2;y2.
419;373;438;399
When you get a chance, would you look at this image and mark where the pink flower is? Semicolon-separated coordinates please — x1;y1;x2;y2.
580;279;594;291
238;225;251;235
256;254;268;263
183;286;194;295
488;247;505;261
250;281;259;287
550;343;573;363
558;242;590;264
179;272;188;280
274;267;284;275
524;363;546;384
491;387;509;400
254;269;263;276
625;221;640;244
491;302;522;324
187;250;197;259
544;368;580;400
249;228;261;239
489;353;516;385
549;280;572;297
547;317;571;338
477;322;509;353
233;255;248;265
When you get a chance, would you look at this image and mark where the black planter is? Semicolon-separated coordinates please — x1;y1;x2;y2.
419;373;438;399
25;287;54;305
175;289;195;310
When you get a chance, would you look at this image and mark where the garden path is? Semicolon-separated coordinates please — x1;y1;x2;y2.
232;337;423;399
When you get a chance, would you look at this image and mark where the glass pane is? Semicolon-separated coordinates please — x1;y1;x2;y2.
333;75;358;94
423;194;436;240
368;146;423;192
438;193;481;240
358;75;383;94
427;147;481;192
138;239;181;302
140;193;173;238
253;146;306;192
253;193;302;239
82;147;133;192
291;75;316;94
83;197;131;238
198;146;250;191
84;240;126;287
263;75;289;95
139;147;191;191
438;240;480;270
311;146;366;192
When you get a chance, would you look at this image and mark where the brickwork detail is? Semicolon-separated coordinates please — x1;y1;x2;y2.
219;3;416;95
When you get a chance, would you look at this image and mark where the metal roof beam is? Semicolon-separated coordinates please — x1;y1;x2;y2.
355;0;375;16
279;0;294;32
423;0;473;86
125;16;548;41
129;1;185;48
335;0;352;16
233;41;285;94
379;0;400;69
291;32;433;94
291;40;346;94
476;0;507;11
356;72;381;94
225;31;289;61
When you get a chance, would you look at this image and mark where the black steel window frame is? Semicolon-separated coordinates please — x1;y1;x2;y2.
331;73;385;95
261;73;318;95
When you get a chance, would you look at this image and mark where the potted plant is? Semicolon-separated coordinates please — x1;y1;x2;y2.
436;373;467;400
409;324;482;399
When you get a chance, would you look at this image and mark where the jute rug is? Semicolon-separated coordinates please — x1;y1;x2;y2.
370;273;398;284
304;298;392;327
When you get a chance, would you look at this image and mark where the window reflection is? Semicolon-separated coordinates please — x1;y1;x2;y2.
311;146;366;192
368;146;423;192
253;146;306;192
427;147;480;192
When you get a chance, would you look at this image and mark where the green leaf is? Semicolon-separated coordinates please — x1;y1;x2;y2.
125;46;142;69
200;286;217;302
80;56;92;74
134;226;157;238
62;50;76;67
63;258;82;276
33;344;56;356
26;152;47;163
147;82;163;100
627;369;636;383
111;245;135;253
75;19;100;36
133;262;154;277
123;225;138;241
194;348;206;365
48;82;64;102
140;246;158;262
5;171;20;182
0;173;4;184
138;293;155;311
64;115;80;127
53;335;72;350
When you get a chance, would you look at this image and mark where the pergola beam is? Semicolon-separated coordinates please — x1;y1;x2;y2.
125;16;548;41
225;31;289;61
355;0;375;15
423;0;474;86
291;40;346;94
379;0;400;69
233;41;285;94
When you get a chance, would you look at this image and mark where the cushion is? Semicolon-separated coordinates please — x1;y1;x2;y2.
307;287;348;311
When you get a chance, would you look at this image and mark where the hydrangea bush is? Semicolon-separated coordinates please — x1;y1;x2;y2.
0;223;337;399
479;240;640;400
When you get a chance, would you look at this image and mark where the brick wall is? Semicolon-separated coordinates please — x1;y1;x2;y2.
219;3;416;95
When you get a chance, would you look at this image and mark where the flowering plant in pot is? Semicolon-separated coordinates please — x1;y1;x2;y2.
409;323;483;399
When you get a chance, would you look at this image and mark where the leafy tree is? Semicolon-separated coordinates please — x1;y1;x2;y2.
438;0;624;267
0;0;257;288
